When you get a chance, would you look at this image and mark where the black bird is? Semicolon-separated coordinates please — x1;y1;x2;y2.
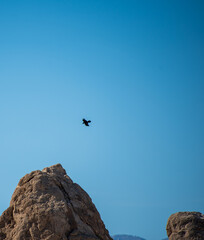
82;118;91;126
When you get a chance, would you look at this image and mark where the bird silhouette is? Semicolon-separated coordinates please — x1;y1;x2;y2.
82;118;91;126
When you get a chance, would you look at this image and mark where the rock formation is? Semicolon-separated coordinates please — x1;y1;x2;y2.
166;212;204;240
0;164;112;240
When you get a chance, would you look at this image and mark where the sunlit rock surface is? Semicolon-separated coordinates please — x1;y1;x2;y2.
0;164;112;240
166;212;204;240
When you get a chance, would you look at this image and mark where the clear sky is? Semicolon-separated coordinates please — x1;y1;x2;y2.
0;1;203;240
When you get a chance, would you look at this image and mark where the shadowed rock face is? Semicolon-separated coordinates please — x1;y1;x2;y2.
166;212;204;240
0;164;112;240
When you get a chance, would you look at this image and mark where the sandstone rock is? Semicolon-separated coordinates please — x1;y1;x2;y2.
166;212;204;240
0;164;112;240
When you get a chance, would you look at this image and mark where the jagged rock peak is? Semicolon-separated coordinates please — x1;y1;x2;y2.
0;164;112;240
166;211;204;240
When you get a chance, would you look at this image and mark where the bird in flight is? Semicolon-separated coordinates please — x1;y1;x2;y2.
82;118;91;126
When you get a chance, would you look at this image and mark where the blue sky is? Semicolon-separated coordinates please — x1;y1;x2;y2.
0;1;203;239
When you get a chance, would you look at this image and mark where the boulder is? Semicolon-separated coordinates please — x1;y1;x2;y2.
0;164;112;240
166;212;204;240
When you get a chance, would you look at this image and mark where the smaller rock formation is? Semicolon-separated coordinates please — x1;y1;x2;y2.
166;212;204;240
0;164;112;240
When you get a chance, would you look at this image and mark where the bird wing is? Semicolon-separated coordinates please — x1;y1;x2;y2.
88;120;91;123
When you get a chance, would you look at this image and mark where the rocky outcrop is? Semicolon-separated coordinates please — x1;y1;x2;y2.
0;164;112;240
166;212;204;240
